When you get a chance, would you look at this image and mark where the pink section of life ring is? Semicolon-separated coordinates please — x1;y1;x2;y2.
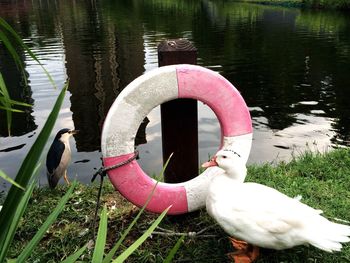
177;65;252;136
103;64;252;215
104;153;188;215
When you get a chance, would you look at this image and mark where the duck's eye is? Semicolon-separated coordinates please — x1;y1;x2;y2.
222;155;227;159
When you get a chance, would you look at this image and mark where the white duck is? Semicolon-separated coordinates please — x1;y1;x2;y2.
203;149;350;262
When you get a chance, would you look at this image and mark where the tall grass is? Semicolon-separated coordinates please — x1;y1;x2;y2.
239;0;350;9
0;18;180;262
302;0;350;9
0;17;67;260
0;86;67;262
9;148;350;262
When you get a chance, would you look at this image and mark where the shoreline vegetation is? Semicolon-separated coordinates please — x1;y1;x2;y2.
5;147;350;262
237;0;350;10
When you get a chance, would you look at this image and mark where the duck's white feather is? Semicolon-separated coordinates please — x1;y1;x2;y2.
205;150;350;252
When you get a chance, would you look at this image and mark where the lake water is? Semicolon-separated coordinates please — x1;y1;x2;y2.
1;0;349;191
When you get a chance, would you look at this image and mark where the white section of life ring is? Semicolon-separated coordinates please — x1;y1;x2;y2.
102;66;178;157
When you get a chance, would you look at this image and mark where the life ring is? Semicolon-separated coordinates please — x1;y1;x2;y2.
101;64;253;215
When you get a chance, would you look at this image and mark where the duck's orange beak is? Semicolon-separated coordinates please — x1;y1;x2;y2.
201;157;218;168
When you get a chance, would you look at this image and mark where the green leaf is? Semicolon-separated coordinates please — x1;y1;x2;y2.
0;72;32;135
163;236;185;263
0;72;12;135
8;98;32;107
102;184;158;263
0;170;25;191
61;244;88;263
0;84;67;261
103;153;173;263
0;72;11;99
113;206;171;263
0;178;37;262
0;28;25;74
0;105;24;113
0;72;30;112
92;206;108;263
16;181;77;262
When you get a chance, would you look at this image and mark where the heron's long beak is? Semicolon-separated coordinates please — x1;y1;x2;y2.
201;157;218;168
70;130;79;135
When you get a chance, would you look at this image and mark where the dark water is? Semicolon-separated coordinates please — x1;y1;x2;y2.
1;0;350;190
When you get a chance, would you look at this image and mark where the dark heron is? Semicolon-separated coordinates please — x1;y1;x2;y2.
46;128;78;188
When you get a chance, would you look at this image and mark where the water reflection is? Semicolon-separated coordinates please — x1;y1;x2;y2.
0;0;350;190
61;1;122;151
59;0;146;151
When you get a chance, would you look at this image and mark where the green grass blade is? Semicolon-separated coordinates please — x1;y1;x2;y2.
16;181;77;262
0;71;31;118
0;170;25;191
0;71;11;98
102;183;158;263
61;244;88;263
113;206;171;263
92;206;108;263
8;98;32;107
0;84;67;258
163;236;185;263
0;72;13;135
0;105;24;112
0;72;30;115
103;153;173;263
0;178;37;262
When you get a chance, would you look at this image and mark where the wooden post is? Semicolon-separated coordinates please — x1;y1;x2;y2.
158;39;198;183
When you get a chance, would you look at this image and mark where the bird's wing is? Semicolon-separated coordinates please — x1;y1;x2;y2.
237;183;322;215
254;212;297;234
46;140;65;174
224;183;322;234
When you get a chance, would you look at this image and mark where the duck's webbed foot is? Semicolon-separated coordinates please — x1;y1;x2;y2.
227;237;259;263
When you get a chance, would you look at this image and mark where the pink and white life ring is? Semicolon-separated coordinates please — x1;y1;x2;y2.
101;64;253;215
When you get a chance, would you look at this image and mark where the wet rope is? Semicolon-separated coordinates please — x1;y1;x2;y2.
91;150;139;239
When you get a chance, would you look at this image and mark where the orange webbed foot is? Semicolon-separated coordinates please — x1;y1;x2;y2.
227;252;252;263
227;237;260;263
229;237;249;251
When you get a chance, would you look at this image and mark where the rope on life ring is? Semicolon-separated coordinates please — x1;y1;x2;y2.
101;64;253;215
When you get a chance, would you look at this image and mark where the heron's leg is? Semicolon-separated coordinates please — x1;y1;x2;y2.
63;171;70;185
